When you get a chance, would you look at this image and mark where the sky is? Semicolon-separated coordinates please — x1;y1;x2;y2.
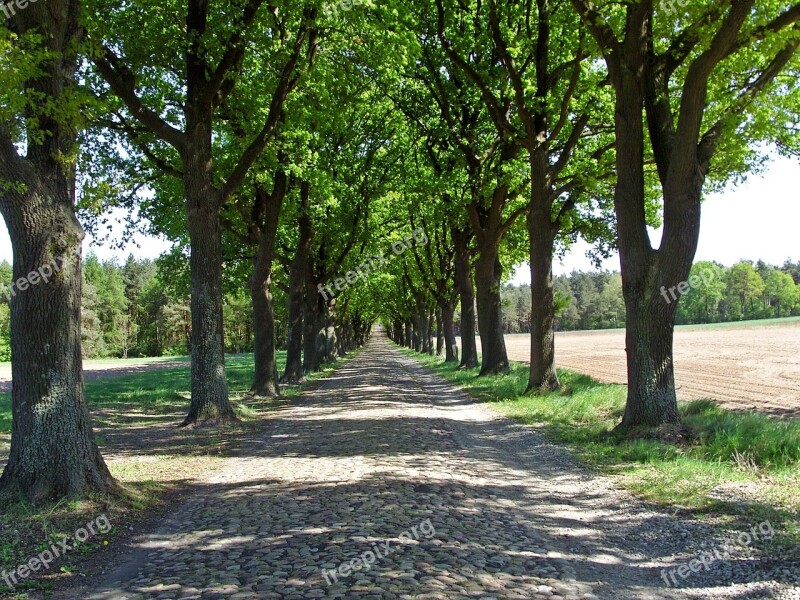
512;154;800;282
1;156;798;277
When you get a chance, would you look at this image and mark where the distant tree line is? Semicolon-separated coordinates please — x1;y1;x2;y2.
0;255;259;361
2;255;795;363
499;259;800;334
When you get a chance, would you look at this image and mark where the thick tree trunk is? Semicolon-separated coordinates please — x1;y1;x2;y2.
619;283;681;428
404;318;413;348
613;66;684;429
182;198;236;426
527;188;559;392
282;262;305;383
453;228;478;368
282;184;312;384
0;0;116;504
441;301;459;362
302;275;322;374
474;250;509;375
617;187;702;429
0;199;115;502
412;315;423;352
249;183;283;397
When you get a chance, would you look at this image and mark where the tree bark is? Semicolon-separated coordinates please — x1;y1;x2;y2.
182;196;236;426
282;261;305;383
412;315;422;352
453;228;478;368
0;191;116;502
526;185;560;392
474;249;509;375
435;310;444;356
0;1;116;502
282;183;312;383
441;301;459;362
302;271;322;374
427;309;436;355
249;182;284;397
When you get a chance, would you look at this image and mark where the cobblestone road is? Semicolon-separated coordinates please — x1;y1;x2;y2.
80;334;795;600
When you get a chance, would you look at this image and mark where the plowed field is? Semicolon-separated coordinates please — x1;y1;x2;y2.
472;319;800;417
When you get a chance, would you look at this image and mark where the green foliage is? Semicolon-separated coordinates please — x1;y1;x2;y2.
499;260;799;333
725;261;768;320
677;261;727;324
0;254;254;361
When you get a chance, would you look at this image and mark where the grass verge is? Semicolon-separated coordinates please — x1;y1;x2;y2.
0;350;352;597
400;346;800;551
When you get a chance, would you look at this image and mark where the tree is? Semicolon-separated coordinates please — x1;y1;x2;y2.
0;2;115;501
677;261;726;323
571;0;800;429
764;270;798;317
726;261;767;320
435;0;615;390
87;0;317;425
408;16;528;375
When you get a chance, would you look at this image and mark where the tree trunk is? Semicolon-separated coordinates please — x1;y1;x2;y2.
619;280;682;428
282;183;312;384
0;187;115;503
404;318;413;348
453;228;478;368
617;180;703;429
441;301;459;362
302;273;322;374
613;66;683;429
0;0;116;504
282;261;305;383
526;184;559;392
182;198;236;426
412;315;423;352
474;250;509;375
435;311;444;356
427;309;436;355
249;183;283;397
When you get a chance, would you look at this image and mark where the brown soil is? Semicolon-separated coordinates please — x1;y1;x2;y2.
495;321;800;418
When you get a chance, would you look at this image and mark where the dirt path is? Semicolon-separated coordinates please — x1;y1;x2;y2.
60;334;796;600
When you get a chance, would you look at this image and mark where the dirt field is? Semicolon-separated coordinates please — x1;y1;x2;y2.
471;320;800;418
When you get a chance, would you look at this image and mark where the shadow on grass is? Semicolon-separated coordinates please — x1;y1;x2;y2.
397;343;800;551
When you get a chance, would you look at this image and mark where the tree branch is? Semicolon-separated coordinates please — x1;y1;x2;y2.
92;46;186;151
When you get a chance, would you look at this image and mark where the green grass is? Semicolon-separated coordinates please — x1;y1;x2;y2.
401;346;800;548
0;351;334;434
676;315;800;330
